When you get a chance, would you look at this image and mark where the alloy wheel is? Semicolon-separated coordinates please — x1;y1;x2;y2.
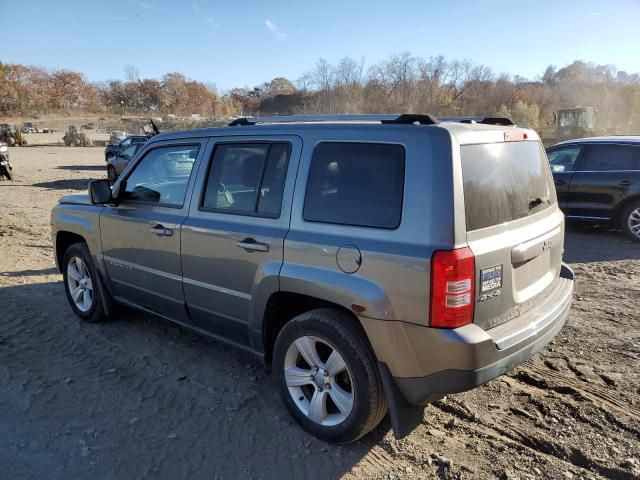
628;207;640;240
66;256;93;312
284;335;354;426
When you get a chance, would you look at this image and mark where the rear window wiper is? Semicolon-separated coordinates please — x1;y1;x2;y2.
528;197;550;210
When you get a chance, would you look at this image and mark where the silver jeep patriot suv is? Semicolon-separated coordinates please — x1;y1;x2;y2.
51;114;574;443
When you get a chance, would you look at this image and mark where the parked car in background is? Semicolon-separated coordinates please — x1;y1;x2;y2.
109;131;128;146
21;122;39;133
52;114;574;443
104;135;148;161
106;142;145;182
546;136;640;242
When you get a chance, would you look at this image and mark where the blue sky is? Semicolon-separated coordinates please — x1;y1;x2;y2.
3;0;639;90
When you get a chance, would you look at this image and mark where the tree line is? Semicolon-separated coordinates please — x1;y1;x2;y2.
1;54;639;133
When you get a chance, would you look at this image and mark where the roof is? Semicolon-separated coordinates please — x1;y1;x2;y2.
551;135;640;147
148;114;535;145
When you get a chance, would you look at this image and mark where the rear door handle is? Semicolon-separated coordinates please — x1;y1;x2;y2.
619;180;633;186
150;224;173;237
555;179;567;186
236;238;269;252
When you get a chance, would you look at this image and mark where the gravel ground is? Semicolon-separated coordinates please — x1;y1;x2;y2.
0;146;639;480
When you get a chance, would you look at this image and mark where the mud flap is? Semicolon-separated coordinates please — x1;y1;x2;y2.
96;271;114;317
378;362;425;439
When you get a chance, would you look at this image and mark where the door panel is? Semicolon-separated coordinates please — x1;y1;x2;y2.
547;145;583;208
101;206;189;320
181;136;302;348
100;140;204;322
566;144;640;218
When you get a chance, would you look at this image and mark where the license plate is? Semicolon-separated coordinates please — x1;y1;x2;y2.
480;265;503;292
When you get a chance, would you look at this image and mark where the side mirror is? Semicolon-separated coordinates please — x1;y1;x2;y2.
88;179;114;204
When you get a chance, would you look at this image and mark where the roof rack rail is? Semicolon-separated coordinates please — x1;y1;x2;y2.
439;117;514;126
228;114;439;127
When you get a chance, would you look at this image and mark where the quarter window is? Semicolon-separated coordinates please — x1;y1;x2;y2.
580;145;640;171
121;145;199;207
547;147;582;173
303;142;405;229
201;143;291;217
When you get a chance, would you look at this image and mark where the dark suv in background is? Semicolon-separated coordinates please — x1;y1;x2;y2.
547;136;640;242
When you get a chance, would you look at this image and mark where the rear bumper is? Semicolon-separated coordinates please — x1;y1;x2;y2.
366;263;574;407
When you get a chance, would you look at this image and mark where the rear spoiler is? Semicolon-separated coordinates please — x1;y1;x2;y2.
439;117;514;126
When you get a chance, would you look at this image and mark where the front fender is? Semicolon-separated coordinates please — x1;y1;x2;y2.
51;204;104;274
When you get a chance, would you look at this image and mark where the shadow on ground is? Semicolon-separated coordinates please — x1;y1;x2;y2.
564;222;639;263
56;165;106;172
32;179;94;190
0;267;59;278
0;280;386;480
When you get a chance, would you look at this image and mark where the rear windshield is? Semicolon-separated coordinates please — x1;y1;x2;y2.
461;141;556;231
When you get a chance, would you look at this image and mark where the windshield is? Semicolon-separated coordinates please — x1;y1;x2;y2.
461;141;556;231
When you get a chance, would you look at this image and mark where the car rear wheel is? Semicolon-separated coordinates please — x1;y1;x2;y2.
273;308;387;443
62;243;109;323
621;200;640;243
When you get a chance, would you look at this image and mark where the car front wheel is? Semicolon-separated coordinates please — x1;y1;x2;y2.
273;309;387;443
62;243;109;322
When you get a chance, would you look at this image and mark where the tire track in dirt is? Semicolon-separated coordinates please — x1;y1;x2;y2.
517;365;640;432
432;396;632;479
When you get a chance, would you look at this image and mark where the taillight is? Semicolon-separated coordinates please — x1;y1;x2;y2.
430;247;475;328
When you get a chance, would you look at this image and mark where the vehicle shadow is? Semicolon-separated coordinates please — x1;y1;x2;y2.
0;267;59;278
32;179;95;190
564;222;640;263
56;165;105;172
0;280;390;480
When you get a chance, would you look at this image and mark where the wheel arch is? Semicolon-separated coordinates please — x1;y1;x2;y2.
261;292;369;364
55;231;86;271
614;193;640;225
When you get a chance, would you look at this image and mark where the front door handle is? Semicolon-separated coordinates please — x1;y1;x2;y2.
236;238;269;252
150;224;173;237
619;180;633;186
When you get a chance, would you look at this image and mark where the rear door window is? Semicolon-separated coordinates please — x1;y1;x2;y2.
461;141;556;231
201;143;291;217
303;142;405;229
579;144;640;171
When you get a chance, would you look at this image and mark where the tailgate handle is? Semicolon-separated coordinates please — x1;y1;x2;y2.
511;228;561;264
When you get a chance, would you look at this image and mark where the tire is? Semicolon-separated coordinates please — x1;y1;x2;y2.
621;200;640;243
107;165;118;184
273;308;387;443
62;242;109;323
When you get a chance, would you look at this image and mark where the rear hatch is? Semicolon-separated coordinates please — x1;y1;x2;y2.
459;137;564;331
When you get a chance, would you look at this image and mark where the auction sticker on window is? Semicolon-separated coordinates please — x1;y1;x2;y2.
480;265;503;292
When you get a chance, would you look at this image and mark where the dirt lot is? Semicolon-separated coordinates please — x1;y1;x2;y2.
0;146;639;480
